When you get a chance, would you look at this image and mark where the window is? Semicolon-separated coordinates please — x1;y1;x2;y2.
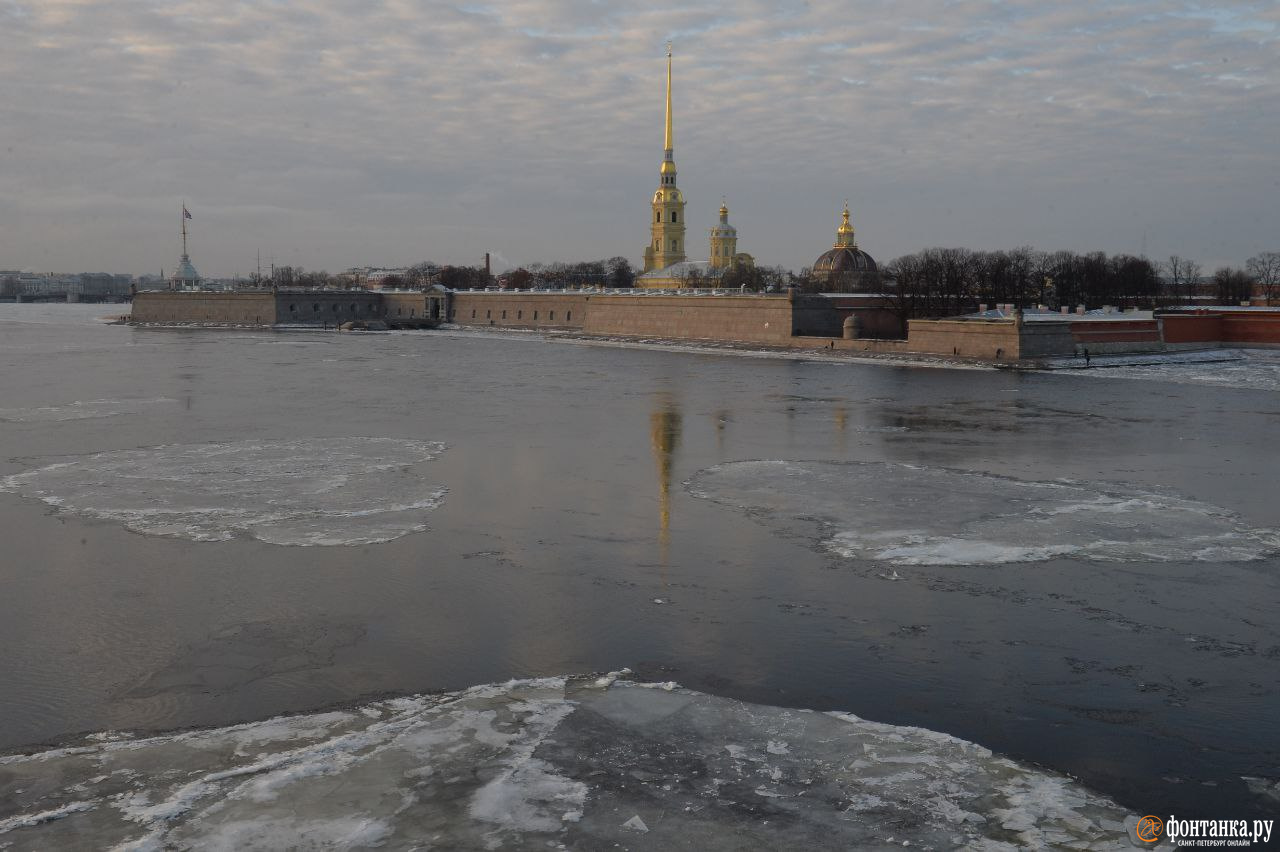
549;310;555;320
501;310;506;319
332;304;339;312
671;240;678;252
397;308;402;316
486;310;491;319
289;304;296;312
410;309;415;318
656;211;661;223
517;310;522;319
566;310;571;321
313;304;320;312
671;211;677;223
533;311;538;320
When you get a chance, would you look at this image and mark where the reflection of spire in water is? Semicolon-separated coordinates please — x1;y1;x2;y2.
650;397;682;561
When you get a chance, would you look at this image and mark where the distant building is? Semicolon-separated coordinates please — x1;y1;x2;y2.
810;204;878;291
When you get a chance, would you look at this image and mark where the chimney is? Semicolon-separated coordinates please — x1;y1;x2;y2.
484;252;491;281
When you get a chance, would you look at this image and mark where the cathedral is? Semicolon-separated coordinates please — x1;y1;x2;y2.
636;48;753;289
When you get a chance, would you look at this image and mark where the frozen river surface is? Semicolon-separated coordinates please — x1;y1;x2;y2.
0;305;1277;846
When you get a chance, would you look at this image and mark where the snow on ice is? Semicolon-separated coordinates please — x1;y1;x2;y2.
0;437;447;546
689;460;1278;566
0;674;1137;850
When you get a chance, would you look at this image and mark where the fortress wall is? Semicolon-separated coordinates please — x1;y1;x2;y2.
1068;319;1162;353
903;318;1023;360
583;295;796;343
132;291;278;325
1221;311;1280;347
274;292;383;325
450;292;590;329
1019;321;1079;357
1160;314;1223;345
1159;310;1280;349
381;291;444;325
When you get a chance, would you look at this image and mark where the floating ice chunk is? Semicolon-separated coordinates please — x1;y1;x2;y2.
0;675;1137;850
0;437;447;547
689;460;1277;566
622;814;649;832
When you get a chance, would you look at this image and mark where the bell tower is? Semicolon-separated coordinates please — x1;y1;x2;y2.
643;44;687;273
709;201;738;269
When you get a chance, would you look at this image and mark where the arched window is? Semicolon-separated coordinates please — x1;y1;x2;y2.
671;211;677;223
656;211;661;223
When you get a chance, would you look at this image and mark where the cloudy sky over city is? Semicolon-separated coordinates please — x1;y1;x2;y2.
2;1;1277;276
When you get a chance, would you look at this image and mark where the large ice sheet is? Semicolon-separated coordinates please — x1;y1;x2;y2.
1068;349;1280;393
0;437;446;546
0;675;1137;850
689;460;1278;566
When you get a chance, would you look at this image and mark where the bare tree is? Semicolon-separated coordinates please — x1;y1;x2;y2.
1246;251;1280;303
1212;267;1255;305
1164;255;1203;304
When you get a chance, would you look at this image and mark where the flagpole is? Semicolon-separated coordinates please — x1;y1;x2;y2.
181;201;187;257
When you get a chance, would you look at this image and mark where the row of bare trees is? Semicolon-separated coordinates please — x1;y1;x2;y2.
246;248;1280;314
881;248;1162;317
876;248;1279;319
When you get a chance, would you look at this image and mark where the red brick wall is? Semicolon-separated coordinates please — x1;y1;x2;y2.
1161;314;1223;344
1222;313;1280;345
1069;319;1160;344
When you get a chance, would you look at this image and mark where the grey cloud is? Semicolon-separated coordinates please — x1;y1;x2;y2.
1;0;1276;274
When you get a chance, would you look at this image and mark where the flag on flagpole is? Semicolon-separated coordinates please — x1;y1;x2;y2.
183;206;192;220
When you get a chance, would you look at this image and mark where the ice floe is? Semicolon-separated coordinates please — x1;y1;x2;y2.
1063;349;1280;392
0;674;1137;850
689;461;1278;566
0;437;446;546
0;397;175;423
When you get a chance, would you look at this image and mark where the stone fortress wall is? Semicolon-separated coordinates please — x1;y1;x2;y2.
132;290;444;328
131;289;1280;363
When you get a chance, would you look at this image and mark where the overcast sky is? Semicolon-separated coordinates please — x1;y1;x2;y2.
2;1;1277;277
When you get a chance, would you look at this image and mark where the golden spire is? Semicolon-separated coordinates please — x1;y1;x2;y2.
719;198;729;221
835;200;856;248
660;43;676;176
664;43;674;154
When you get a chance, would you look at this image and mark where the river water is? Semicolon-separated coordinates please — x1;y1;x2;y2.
0;303;1277;846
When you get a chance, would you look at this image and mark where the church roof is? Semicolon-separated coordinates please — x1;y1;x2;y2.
172;254;199;282
812;247;877;274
